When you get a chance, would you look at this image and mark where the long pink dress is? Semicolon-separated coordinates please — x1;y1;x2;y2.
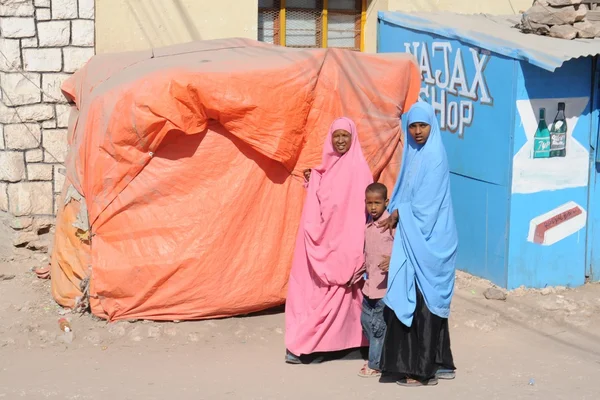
285;118;373;356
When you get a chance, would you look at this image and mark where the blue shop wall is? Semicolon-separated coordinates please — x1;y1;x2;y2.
378;21;516;287
586;57;600;283
508;58;593;289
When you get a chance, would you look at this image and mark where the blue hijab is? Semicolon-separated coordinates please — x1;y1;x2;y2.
383;102;458;327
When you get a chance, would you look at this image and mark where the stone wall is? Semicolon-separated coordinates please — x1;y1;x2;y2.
0;0;95;249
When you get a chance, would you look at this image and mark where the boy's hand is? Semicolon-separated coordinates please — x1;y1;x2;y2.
303;169;311;182
377;209;398;235
378;256;390;272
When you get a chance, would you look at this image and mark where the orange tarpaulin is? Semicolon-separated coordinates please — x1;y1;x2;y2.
51;38;420;321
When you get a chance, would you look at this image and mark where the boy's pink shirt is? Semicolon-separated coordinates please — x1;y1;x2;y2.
362;210;394;300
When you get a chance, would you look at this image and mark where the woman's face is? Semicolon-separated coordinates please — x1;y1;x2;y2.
332;129;352;155
408;122;431;145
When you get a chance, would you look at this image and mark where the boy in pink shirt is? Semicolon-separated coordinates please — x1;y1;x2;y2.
358;183;393;378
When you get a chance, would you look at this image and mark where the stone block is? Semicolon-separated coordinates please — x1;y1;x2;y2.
51;0;77;19
575;21;600;38
550;24;578;39
0;38;21;71
25;148;43;162
23;48;62;72
71;20;94;46
78;0;94;19
38;21;70;47
55;104;71;127
0;17;35;38
526;5;577;26
41;119;56;128
34;0;49;7
21;37;37;48
0;125;4;149
0;182;7;211
8;181;53;215
27;163;52;180
53;164;64;192
4;123;41;149
10;216;33;230
42;73;70;103
36;7;50;20
0;0;34;17
42;128;67;162
575;4;588;22
0;151;25;182
0;103;53;124
0;72;41;106
63;47;94;73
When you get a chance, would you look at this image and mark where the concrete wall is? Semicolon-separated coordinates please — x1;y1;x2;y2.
0;0;95;249
96;0;259;53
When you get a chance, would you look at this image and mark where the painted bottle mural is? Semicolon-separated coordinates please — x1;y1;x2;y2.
533;107;551;159
550;102;567;157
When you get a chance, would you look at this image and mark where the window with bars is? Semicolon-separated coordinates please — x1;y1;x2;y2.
258;0;364;51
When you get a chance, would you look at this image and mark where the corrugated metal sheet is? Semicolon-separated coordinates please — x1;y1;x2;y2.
379;11;600;72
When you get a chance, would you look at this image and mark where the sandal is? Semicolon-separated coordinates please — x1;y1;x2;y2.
396;377;438;387
358;363;382;378
435;369;456;380
285;351;301;365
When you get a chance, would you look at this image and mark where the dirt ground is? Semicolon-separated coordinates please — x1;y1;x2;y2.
1;238;600;399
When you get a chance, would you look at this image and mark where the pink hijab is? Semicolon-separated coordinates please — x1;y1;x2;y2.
285;117;373;356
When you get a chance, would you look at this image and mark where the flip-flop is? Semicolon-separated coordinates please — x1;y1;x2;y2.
358;363;382;378
396;377;439;387
435;369;456;380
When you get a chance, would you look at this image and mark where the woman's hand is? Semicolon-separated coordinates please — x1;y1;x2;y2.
346;265;366;287
377;209;399;235
303;169;311;182
378;256;390;272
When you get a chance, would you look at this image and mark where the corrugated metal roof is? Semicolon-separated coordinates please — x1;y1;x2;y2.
379;11;600;72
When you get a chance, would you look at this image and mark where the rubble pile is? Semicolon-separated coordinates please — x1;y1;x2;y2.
517;0;600;40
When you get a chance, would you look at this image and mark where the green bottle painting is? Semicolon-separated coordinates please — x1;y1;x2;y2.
550;102;567;158
533;107;550;159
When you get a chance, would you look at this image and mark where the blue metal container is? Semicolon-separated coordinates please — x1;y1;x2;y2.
378;12;600;289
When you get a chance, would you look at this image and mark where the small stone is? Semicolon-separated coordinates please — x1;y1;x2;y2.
26;149;43;162
107;323;126;337
128;327;143;342
0;17;35;38
575;4;588;22
540;287;553;296
164;326;177;337
20;37;37;48
54;164;65;192
483;287;507;301
525;5;577;26
37;21;70;47
0;38;21;71
13;230;37;246
147;326;161;338
549;24;579;40
0;72;41;106
575;21;600;38
0;151;26;182
188;333;200;342
34;0;50;7
52;0;77;19
33;216;53;233
42;74;70;103
8;181;53;215
27;163;53;181
23;48;62;72
10;216;34;230
63;47;94;73
36;7;50;21
71;20;94;46
4;123;41;149
26;240;48;252
0;0;35;17
42;129;68;162
56;104;71;127
85;331;102;345
42;119;56;129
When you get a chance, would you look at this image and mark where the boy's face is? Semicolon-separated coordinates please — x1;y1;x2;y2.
365;191;388;221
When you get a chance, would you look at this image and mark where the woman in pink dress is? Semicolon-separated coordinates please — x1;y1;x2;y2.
285;117;373;364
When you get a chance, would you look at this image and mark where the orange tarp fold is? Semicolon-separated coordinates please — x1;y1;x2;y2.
51;38;420;321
